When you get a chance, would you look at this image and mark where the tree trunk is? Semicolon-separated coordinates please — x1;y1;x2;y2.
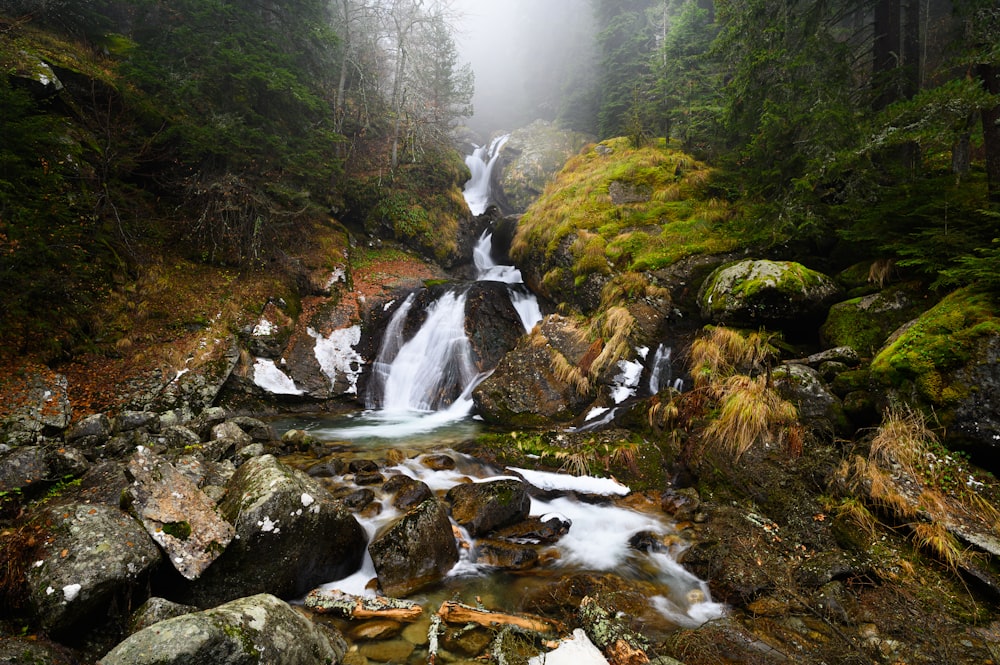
873;0;901;110
978;63;1000;205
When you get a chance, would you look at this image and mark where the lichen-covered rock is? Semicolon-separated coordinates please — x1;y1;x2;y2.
27;503;161;636
368;499;459;597
698;259;842;331
123;448;235;580
870;287;1000;452
820;284;931;356
99;593;347;665
0;445;50;494
183;454;366;606
0;366;71;447
445;479;531;537
127;597;199;634
0;635;77;665
473;315;595;427
494;120;593;214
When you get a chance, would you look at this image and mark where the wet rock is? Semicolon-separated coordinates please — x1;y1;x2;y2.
698;259;842;333
464;281;527;369
441;625;493;657
421;454;456;471
357;638;414;663
308;458;347;477
384;475;433;511
369;499;459;597
342;488;377;511
475;539;539;570
27;503;161;636
183;454;366;606
446;478;531;536
473;315;595;427
123;448;235;580
355;471;385;486
350;459;379;474
491;514;572;544
660;487;701;521
349;620;404;641
100;593;347;665
127;597;198;634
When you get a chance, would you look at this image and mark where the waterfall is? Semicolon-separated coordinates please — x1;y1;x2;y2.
648;344;673;394
463;134;510;215
473;228;542;333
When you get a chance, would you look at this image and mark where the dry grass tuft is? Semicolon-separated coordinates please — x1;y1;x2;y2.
702;374;798;460
550;349;590;396
588;306;636;377
688;326;775;389
868;404;932;475
910;521;964;572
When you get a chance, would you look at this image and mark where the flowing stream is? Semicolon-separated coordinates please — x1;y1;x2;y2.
273;138;723;640
463;133;510;216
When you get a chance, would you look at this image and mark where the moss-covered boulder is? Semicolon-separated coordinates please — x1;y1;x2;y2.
494;120;593;214
698;259;842;332
870;288;1000;452
820;283;932;357
368;498;459;597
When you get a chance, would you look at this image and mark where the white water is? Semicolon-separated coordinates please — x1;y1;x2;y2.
309;451;725;629
463;133;510;215
473;228;543;333
648;343;675;394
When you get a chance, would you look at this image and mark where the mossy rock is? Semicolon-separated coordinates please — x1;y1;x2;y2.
820;283;932;357
870;287;1000;451
698;259;842;331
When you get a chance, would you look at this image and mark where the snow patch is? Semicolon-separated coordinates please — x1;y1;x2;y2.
509;467;630;497
300;493;315;507
62;583;82;602
252;318;275;337
309;326;364;395
610;358;644;403
528;629;608;665
252;358;303;395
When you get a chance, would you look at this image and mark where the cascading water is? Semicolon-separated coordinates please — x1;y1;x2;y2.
472;228;542;333
463;133;510;216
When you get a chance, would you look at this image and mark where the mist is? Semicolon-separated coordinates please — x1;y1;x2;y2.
450;0;597;139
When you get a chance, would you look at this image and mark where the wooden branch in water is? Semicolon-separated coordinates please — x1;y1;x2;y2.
305;588;423;622
436;601;563;635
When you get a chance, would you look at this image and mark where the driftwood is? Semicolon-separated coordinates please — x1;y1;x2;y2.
305;588;423;622
436;600;563;635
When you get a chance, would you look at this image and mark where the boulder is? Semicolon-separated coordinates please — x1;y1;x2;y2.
127;597;199;634
869;287;1000;453
820;284;932;356
473;315;595;427
698;259;842;332
182;455;366;606
123;448;235;580
772;364;848;438
0;445;50;494
475;539;539;570
0;366;71;446
464;281;529;369
27;503;161;636
0;636;77;665
369;498;459;597
99;593;347;665
446;479;531;537
494;120;593;214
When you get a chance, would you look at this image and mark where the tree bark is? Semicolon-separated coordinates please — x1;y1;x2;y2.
978;63;1000;205
873;0;901;110
436;601;562;634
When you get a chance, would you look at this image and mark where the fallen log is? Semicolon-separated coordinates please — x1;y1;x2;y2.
437;600;563;635
305;588;423;622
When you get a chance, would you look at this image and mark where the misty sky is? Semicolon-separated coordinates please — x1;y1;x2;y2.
450;0;596;138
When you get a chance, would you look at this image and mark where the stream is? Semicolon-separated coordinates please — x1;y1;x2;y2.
271;135;725;644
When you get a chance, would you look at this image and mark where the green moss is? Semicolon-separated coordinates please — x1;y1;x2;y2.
162;520;192;540
870;287;1000;407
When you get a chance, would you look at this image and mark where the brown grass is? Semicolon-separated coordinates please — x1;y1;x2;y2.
702;374;798;460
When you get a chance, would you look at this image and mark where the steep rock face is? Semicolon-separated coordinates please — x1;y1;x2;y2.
100;593;348;665
698;259;842;333
473;315;595;427
464;281;528;369
493;120;593;214
870;288;1000;454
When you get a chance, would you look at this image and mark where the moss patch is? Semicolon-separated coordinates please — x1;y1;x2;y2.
870;287;1000;408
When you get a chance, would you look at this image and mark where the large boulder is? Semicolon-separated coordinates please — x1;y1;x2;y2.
464;281;529;368
445;479;531;537
870;287;1000;454
772;364;848;438
99;593;347;665
493;120;593;214
698;259;842;332
122;448;235;580
820;283;932;357
473;315;595;427
27;503;162;636
1;365;71;446
182;455;366;606
368;498;459;597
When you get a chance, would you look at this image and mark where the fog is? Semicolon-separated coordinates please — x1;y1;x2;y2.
450;0;597;139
